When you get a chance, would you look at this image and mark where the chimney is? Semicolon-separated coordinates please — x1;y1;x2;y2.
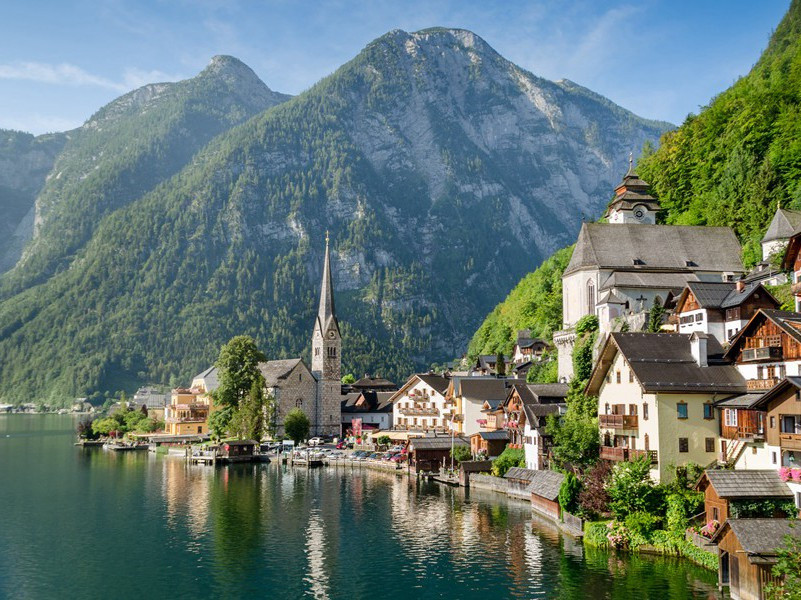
735;279;745;292
690;332;708;368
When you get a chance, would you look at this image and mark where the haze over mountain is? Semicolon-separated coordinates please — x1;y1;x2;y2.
0;28;670;404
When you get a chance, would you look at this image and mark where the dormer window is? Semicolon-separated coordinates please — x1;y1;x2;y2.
632;258;645;266
685;260;697;267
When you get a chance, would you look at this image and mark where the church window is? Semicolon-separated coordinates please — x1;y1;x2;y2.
295;398;303;408
315;348;320;357
327;347;337;358
587;280;596;314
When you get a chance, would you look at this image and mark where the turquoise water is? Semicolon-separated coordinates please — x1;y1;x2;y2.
0;415;723;599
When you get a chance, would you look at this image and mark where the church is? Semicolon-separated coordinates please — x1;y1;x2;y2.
554;160;745;380
257;233;342;437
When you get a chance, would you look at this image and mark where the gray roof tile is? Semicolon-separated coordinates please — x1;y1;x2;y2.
523;470;565;501
702;469;792;499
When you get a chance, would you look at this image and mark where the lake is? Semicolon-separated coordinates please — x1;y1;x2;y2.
0;415;724;599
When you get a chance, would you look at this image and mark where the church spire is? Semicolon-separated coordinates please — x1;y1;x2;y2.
317;232;337;331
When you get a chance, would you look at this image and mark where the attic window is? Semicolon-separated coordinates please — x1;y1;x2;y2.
632;258;645;266
685;260;697;267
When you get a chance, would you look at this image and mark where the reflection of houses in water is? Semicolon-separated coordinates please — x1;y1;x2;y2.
160;458;211;540
304;509;331;600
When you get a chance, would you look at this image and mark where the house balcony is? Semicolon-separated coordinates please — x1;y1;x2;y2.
780;432;801;451
746;378;780;391
599;414;639;430
600;446;657;463
742;346;783;362
399;407;439;416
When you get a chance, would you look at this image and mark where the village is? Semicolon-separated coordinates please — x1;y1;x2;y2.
77;163;801;600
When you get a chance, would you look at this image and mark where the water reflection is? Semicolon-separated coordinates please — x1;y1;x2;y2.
0;417;725;600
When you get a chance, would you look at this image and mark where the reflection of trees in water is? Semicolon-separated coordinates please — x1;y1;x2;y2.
209;465;265;584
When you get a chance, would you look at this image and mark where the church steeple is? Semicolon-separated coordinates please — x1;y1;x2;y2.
316;231;339;335
604;156;661;224
311;231;341;436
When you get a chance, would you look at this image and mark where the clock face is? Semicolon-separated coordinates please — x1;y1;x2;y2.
328;330;336;339
633;207;645;220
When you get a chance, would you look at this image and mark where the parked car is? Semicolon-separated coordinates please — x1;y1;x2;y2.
336;441;348;449
308;437;324;446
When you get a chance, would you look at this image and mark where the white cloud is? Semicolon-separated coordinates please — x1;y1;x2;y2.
0;61;184;93
0;61;127;91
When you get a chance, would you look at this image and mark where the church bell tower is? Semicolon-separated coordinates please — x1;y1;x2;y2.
311;232;341;436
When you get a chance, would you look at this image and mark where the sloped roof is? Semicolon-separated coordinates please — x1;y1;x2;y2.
259;358;309;387
752;376;801;410
762;208;801;243
352;376;396;389
192;365;219;393
676;281;778;313
460;378;509;402
700;470;792;499
601;271;700;291
565;223;744;276
714;392;764;409
725;310;801;361
504;467;538;481
409;436;469;451
523;470;565;501
527;383;569;402
587;333;745;396
711;519;801;564
418;374;451;394
477;430;510;441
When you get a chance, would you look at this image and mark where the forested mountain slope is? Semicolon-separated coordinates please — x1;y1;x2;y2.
469;0;801;359
0;56;289;288
0;29;669;404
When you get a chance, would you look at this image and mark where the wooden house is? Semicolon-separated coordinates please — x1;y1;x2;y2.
505;383;567;470
674;281;779;344
695;470;792;524
782;227;801;311
724;309;801;392
217;440;258;462
711;518;801;600
713;392;770;468
511;330;551;364
751;376;801;468
470;430;509;457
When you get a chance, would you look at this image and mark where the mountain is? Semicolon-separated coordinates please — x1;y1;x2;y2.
468;1;801;360
0;29;670;405
0;130;66;272
0;55;290;289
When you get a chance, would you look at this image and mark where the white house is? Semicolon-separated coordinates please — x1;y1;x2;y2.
389;374;452;433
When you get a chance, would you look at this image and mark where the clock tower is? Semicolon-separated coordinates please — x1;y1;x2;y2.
311;232;341;436
604;154;661;225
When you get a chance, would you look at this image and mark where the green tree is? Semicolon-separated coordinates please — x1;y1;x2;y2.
451;445;473;463
377;435;391;447
607;455;662;520
647;297;666;332
558;471;582;515
547;410;599;468
214;336;267;409
208;406;234;440
766;525;801;600
341;373;356;384
496;352;506;376
492;447;525;477
284;408;310;446
231;379;265;440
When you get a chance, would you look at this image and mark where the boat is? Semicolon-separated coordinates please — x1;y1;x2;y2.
103;441;146;451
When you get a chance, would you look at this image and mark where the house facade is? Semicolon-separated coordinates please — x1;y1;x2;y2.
587;332;745;482
752;377;801;468
390;374;452;433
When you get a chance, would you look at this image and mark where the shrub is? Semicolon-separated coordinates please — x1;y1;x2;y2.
607;455;662;520
492;447;525;477
578;461;612;519
624;511;661;539
665;490;704;533
451;445;472;463
558;472;582;515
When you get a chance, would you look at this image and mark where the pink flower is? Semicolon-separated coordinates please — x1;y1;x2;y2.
792;468;801;482
779;466;791;482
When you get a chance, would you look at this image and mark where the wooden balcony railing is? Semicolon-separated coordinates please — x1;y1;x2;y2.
780;432;801;451
746;378;780;391
599;414;639;430
399;407;439;416
600;446;657;463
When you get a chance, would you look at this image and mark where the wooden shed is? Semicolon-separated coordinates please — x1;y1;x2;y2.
218;440;258;462
526;470;565;521
711;518;801;600
695;470;792;524
470;430;509;457
408;436;469;473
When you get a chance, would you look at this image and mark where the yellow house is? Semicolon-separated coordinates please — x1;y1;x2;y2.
587;332;746;482
164;367;219;436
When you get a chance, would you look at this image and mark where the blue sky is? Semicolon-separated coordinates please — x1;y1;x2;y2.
0;0;791;134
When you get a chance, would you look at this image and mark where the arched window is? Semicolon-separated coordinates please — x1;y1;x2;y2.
587;280;596;315
295;398;303;408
